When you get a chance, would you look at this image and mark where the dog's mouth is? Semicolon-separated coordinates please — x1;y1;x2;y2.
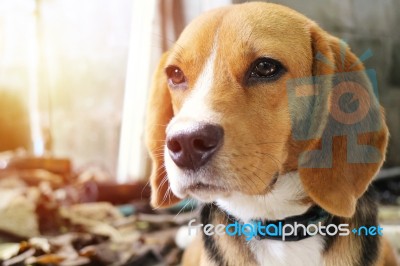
185;182;229;201
187;182;226;192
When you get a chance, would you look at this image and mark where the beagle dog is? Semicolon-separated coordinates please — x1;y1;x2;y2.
145;2;397;266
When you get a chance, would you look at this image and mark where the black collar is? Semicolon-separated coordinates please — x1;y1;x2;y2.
227;205;332;242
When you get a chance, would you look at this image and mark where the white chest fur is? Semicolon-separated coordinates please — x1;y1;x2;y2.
216;172;325;266
249;235;324;266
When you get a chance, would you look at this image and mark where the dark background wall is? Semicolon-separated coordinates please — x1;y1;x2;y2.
233;0;400;166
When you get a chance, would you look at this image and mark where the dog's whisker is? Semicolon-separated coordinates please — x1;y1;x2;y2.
174;198;193;220
152;152;166;157
240;167;262;193
154;163;167;174
153;153;167;158
246;167;270;192
141;180;151;200
157;174;169;191
240;141;286;146
155;172;169;193
163;186;172;203
248;164;273;188
254;151;283;167
153;185;172;210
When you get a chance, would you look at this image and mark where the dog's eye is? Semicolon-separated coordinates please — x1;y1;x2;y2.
166;65;187;89
247;58;285;84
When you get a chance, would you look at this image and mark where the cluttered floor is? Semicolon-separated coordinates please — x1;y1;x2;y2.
0;151;196;266
0;151;399;266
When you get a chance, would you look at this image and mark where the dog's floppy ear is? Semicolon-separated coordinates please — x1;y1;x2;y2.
145;53;181;208
296;24;389;217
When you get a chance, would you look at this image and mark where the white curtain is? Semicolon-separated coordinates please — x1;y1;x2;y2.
117;0;232;183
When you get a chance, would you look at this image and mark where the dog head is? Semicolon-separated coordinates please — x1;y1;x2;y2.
145;2;388;217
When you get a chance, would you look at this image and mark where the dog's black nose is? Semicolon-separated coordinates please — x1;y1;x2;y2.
166;124;224;170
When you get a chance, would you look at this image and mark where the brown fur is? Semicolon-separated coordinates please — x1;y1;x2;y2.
145;52;180;207
145;2;395;265
292;27;389;217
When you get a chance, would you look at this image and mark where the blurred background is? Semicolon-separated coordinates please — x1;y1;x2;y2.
0;0;399;265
